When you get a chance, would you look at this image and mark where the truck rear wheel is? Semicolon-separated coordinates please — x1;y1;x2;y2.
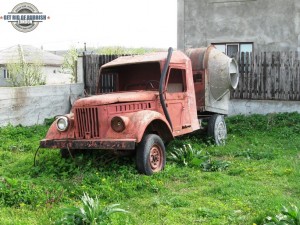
208;114;227;145
136;134;166;175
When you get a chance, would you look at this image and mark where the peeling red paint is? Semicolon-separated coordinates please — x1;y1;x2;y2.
40;139;136;150
40;46;238;155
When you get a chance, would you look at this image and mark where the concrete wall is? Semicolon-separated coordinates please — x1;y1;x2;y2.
178;0;300;52
0;83;84;126
0;83;298;127
229;99;300;115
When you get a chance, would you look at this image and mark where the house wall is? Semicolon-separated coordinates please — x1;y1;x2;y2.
0;83;84;126
178;0;300;52
44;66;72;85
0;65;75;87
0;67;10;86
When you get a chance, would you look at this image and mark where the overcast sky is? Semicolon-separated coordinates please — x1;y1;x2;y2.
0;0;177;51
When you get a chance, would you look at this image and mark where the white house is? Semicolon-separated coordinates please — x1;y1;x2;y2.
0;45;72;86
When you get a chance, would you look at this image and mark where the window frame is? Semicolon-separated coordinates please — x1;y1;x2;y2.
2;68;10;79
165;67;187;93
212;42;253;56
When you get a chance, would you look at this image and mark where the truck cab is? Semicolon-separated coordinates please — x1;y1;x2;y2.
40;46;239;175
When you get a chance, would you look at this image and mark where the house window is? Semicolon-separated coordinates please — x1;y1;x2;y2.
213;43;253;57
2;68;10;79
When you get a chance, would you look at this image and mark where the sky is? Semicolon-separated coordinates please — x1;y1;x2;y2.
0;0;177;51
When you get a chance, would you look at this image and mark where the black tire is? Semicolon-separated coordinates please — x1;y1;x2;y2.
136;134;166;175
207;114;227;146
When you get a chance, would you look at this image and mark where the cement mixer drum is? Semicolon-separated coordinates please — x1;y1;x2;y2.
206;47;239;100
186;45;239;115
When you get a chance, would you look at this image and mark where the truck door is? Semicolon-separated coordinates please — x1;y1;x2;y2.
165;67;191;132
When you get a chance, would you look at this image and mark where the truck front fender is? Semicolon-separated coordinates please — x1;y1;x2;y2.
105;110;173;143
44;114;76;140
128;110;173;143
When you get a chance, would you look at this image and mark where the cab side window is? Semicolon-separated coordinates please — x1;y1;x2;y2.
167;68;186;93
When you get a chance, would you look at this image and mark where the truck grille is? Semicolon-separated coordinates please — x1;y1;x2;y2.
75;107;100;139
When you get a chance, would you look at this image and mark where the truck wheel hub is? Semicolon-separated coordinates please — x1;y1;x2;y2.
217;121;226;141
149;145;162;171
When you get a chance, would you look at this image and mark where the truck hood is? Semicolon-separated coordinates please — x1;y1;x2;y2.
73;91;158;107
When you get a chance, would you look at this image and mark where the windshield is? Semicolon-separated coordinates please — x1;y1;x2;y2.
98;62;161;93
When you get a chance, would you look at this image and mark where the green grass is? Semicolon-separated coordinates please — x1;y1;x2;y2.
0;112;300;224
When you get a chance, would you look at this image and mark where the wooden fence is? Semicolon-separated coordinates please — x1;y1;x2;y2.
231;51;300;101
83;52;300;101
83;54;120;95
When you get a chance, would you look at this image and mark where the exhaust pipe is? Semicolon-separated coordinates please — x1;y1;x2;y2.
159;47;173;130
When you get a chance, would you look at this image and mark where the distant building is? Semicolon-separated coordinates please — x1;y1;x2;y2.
0;45;71;86
177;0;300;55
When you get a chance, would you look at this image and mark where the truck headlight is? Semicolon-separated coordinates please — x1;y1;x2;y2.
56;116;69;132
111;116;128;132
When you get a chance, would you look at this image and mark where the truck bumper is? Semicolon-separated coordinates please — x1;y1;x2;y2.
40;139;136;150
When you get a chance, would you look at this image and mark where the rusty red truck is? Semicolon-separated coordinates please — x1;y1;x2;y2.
40;45;239;175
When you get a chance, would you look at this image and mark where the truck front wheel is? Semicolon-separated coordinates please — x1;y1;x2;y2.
208;114;227;146
136;134;166;175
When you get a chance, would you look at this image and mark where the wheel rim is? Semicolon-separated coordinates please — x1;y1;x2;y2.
216;121;226;144
149;144;163;172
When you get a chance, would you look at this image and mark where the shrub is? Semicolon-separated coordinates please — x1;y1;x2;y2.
263;204;300;225
168;144;230;171
168;144;206;167
56;192;128;225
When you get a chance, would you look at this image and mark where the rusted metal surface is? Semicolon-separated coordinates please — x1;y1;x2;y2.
203;45;215;69
40;139;136;150
185;47;207;71
41;47;237;156
185;47;209;112
74;91;157;107
101;51;190;69
193;71;206;111
75;107;100;139
149;144;163;172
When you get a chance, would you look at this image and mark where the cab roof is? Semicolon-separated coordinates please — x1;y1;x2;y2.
101;50;189;68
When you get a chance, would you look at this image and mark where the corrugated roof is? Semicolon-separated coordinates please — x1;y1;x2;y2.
0;45;64;66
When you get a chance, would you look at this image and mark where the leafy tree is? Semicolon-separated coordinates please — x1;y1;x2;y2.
62;47;78;83
6;45;44;87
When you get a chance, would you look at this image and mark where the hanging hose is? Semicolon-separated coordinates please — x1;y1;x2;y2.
159;47;173;130
33;146;40;166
